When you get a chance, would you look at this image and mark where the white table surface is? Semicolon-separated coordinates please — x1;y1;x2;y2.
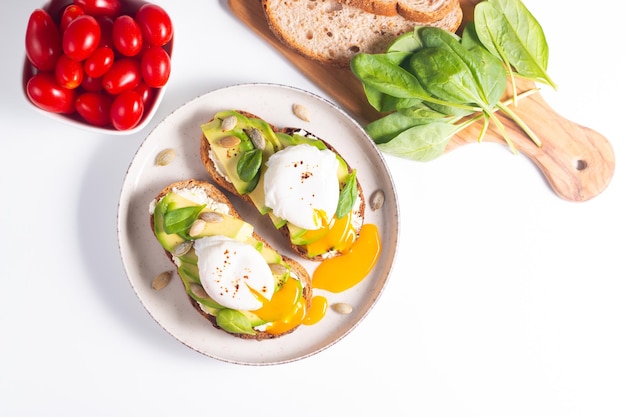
2;1;624;415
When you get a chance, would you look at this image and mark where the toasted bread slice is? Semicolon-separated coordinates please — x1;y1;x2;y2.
200;110;365;262
150;179;312;340
261;0;462;67
338;0;460;22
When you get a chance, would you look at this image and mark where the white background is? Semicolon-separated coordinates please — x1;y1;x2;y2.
1;1;624;416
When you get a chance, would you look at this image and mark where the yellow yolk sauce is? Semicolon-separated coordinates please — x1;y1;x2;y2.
312;223;381;293
303;296;328;325
300;210;357;258
251;278;304;335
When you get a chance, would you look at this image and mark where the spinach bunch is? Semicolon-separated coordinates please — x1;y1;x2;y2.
350;0;555;161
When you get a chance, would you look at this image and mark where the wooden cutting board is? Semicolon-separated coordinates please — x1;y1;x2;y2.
227;0;614;202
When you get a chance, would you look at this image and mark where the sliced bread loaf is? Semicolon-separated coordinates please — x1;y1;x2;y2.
261;0;463;67
338;0;460;22
338;0;397;16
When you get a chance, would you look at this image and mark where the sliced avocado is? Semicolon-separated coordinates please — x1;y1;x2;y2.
154;192;254;253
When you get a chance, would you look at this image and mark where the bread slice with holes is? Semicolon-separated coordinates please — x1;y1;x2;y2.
338;0;460;22
199;110;365;262
261;0;463;67
149;179;313;340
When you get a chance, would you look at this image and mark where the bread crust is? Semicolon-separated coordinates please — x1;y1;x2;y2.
150;179;312;341
261;0;463;67
200;111;365;262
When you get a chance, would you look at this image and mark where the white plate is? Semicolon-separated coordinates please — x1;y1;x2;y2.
117;83;400;365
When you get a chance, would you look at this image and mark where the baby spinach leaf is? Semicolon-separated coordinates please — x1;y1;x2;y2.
366;112;427;144
216;309;256;336
163;205;205;235
237;148;262;183
408;47;486;107
474;0;556;89
418;27;507;108
336;170;358;219
351;53;428;99
377;122;460;162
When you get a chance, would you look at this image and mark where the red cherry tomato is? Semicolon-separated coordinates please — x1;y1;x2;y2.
60;4;85;32
96;16;115;48
141;46;170;88
55;54;84;89
112;15;143;57
75;92;113;126
81;74;103;92
135;4;173;47
26;72;76;114
134;81;155;106
84;46;114;77
102;58;141;94
25;9;62;71
73;0;121;18
110;90;144;130
63;15;101;61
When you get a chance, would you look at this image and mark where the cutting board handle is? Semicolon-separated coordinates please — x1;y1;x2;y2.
447;82;615;202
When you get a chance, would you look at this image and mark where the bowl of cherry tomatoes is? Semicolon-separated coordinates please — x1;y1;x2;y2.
22;0;173;134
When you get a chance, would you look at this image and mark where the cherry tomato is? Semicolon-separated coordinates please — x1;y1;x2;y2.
141;46;170;88
25;9;62;71
55;54;84;89
81;74;103;92
26;72;76;114
73;0;121;18
63;15;101;61
96;16;115;48
135;4;173;47
112;15;143;57
84;46;114;77
102;58;141;94
75;92;113;126
134;81;155;106
60;4;85;32
110;90;144;130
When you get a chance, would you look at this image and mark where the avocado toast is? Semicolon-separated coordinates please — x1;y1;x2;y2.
200;110;365;261
149;179;312;340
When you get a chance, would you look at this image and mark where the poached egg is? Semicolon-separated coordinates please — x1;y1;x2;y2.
194;236;275;310
264;144;340;230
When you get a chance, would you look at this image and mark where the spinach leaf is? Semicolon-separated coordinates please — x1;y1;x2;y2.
216;309;256;336
163;205;205;235
377;122;461;162
418;27;507;108
351;53;428;99
474;0;556;89
237;148;262;182
336;170;358;219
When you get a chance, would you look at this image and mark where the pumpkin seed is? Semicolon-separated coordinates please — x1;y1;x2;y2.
199;211;224;223
331;302;353;315
246;128;266;150
217;135;241;148
293;104;310;122
189;219;206;237
190;282;209;299
269;263;288;275
221;115;237;131
171;241;193;257
155;148;176;166
152;271;173;291
369;189;385;211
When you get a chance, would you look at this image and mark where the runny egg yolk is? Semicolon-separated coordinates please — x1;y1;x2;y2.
301;210;357;257
303;296;328;325
312;223;381;293
251;279;330;333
